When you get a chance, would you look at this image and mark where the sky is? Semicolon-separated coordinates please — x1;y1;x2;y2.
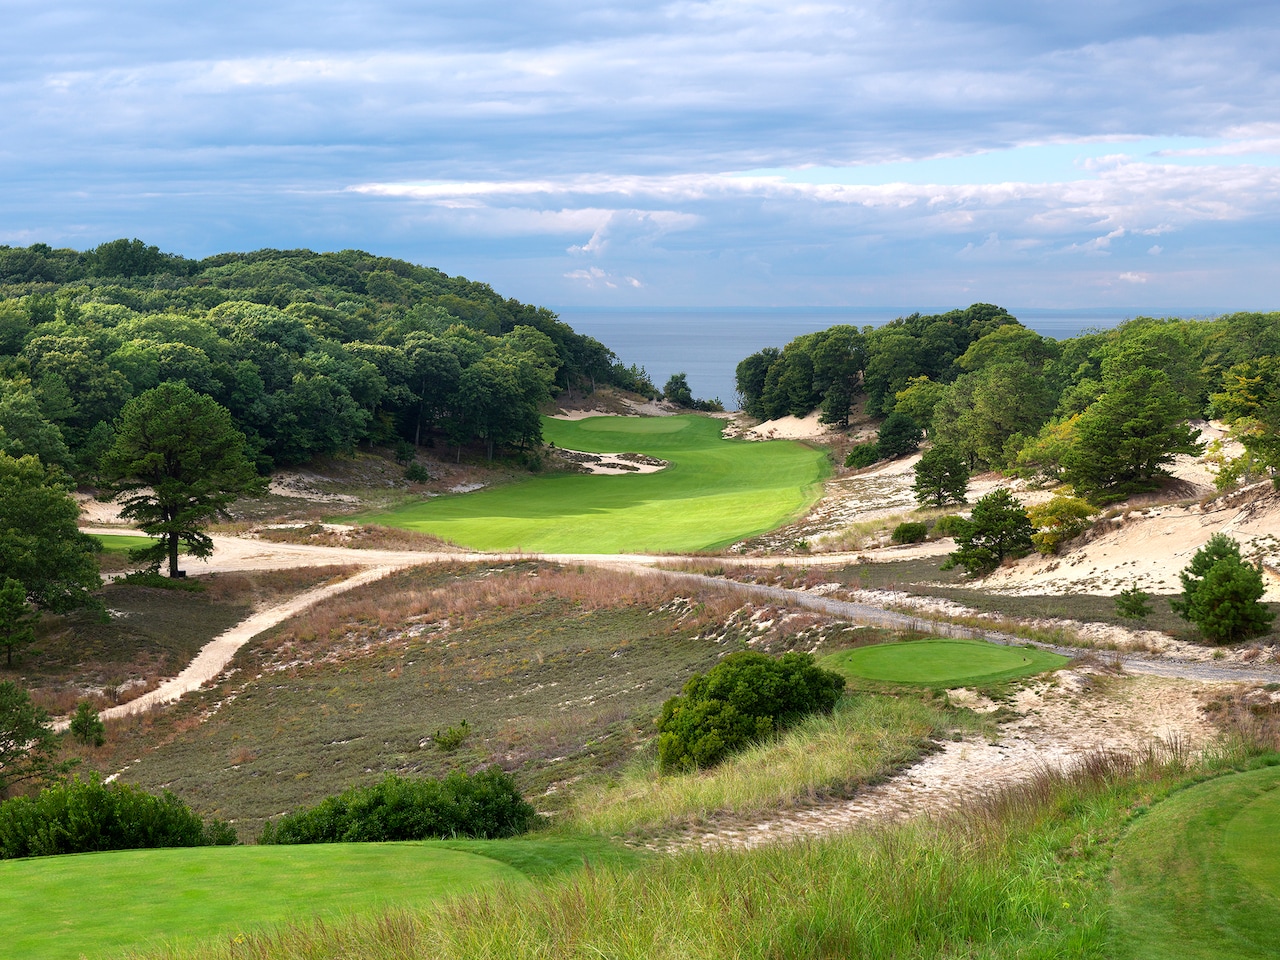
2;1;1279;312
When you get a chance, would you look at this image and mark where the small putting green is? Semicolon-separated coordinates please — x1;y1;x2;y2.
1111;762;1280;959
821;638;1068;688
0;837;632;960
92;533;161;554
356;414;829;553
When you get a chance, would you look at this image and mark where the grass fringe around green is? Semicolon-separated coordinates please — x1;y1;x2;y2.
565;692;963;837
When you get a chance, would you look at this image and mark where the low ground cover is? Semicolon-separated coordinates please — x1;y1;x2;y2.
0;836;635;960
15;568;353;715
820;638;1068;688
355;415;830;552
96;563;807;834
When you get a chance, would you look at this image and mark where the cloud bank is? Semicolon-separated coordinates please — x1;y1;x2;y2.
2;1;1278;307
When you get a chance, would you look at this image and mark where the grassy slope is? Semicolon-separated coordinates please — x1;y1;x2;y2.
1111;762;1280;959
356;415;829;553
0;837;639;960
821;639;1069;688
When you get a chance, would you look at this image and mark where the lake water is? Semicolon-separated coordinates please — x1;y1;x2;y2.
555;307;1157;408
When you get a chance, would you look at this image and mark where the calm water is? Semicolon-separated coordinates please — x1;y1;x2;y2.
555;307;1154;408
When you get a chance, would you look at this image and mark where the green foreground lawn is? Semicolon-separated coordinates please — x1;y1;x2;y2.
821;638;1068;688
0;837;633;960
356;415;829;553
1111;762;1280;960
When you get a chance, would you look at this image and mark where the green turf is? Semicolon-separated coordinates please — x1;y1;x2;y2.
1111;762;1280;959
93;533;160;553
0;836;632;960
820;638;1068;688
355;415;829;553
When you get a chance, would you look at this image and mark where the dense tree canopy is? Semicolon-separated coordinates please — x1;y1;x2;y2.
0;452;100;612
0;241;648;473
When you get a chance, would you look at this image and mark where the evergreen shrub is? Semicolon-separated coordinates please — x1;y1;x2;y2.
891;522;929;544
259;768;535;844
657;652;845;773
0;777;235;858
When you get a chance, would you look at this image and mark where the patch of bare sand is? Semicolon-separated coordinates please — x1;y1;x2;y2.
683;669;1222;850
742;410;832;441
985;484;1280;600
554;449;669;475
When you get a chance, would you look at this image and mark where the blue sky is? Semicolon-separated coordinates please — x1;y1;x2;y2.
2;1;1278;311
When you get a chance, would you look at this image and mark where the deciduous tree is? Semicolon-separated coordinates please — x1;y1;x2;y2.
99;383;266;577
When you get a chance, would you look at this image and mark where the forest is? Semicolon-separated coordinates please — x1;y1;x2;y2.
736;303;1280;500
0;239;655;476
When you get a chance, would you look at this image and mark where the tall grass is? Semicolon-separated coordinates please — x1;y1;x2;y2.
566;693;959;837
139;745;1231;960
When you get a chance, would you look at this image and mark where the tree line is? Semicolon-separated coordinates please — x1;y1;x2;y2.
737;304;1280;501
0;239;655;476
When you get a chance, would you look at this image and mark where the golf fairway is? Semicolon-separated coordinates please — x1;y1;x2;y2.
358;414;829;553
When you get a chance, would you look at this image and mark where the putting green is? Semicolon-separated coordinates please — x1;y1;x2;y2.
0;839;613;960
92;533;162;554
821;638;1068;687
357;414;829;553
1111;763;1280;959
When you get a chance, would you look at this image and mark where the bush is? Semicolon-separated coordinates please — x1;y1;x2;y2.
932;514;968;538
1027;495;1098;555
403;462;431;483
1171;534;1274;644
844;443;881;469
0;777;235;858
68;700;105;747
891;521;928;544
656;651;845;773
259;768;536;844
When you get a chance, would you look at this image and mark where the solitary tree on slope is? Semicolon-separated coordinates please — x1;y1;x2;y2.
99;382;266;577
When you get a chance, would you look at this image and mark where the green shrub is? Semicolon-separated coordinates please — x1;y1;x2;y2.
656;651;845;773
844;443;881;469
404;462;431;483
0;776;235;858
932;514;968;538
1171;534;1274;644
259;768;536;844
68;700;105;747
891;521;928;545
433;720;469;752
1115;583;1153;620
1027;495;1098;555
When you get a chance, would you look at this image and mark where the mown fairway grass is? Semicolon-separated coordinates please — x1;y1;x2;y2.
91;533;163;553
0;837;636;960
1111;761;1280;959
821;638;1068;688
356;415;829;552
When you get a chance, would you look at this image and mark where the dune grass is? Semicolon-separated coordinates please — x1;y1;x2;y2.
566;692;963;837
354;415;829;553
820;638;1069;689
1111;760;1280;959
0;836;638;960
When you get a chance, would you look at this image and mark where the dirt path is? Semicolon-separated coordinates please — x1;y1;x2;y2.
99;565;416;721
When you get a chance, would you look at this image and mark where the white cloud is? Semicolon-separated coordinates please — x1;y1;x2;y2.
1118;272;1148;283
